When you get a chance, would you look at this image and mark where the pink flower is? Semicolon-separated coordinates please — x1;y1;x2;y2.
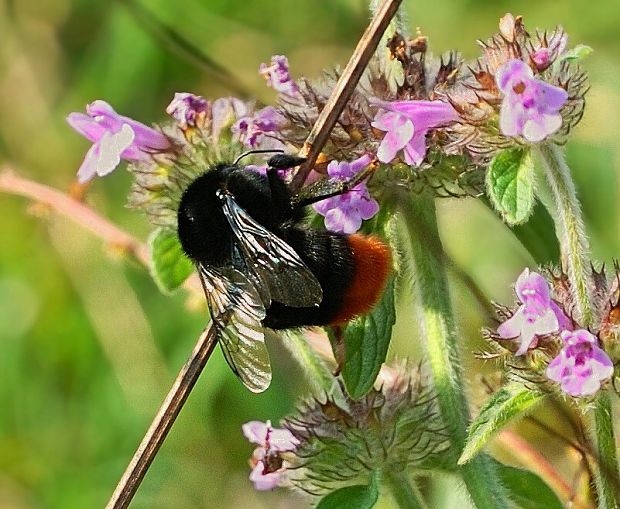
313;154;379;234
166;92;209;128
232;106;285;149
370;99;458;166
259;55;299;97
242;420;298;491
546;330;614;397
498;268;571;355
211;97;248;141
496;59;568;142
530;31;568;71
67;100;170;183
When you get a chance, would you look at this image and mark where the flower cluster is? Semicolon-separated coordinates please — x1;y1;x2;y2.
66;13;589;236
487;267;617;398
280;365;450;498
446;13;587;155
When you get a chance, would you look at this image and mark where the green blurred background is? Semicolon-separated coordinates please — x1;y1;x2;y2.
0;0;618;507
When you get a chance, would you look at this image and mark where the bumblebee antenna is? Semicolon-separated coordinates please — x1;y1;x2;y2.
234;149;284;165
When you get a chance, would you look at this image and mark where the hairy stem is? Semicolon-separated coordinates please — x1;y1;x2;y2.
589;392;620;509
536;144;619;509
400;191;510;509
536;144;592;324
282;331;335;393
384;470;428;509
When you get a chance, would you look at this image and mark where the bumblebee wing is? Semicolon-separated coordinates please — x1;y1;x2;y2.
220;192;323;308
198;264;272;393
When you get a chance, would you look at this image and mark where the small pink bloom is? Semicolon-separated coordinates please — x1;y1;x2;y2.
232;106;285;149
67;100;170;182
166;92;209;128
496;59;568;142
370;99;458;166
546;330;614;397
313;154;379;234
498;268;570;355
211;97;248;141
259;55;299;97
242;420;298;491
530;32;568;71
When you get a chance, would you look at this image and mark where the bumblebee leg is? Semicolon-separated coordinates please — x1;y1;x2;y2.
290;166;375;209
266;155;307;215
330;325;345;375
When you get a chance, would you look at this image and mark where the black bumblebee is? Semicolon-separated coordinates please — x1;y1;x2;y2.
177;154;391;392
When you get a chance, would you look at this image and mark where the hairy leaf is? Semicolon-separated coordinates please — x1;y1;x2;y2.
494;460;563;509
486;148;535;226
316;473;379;509
341;276;396;399
459;383;546;464
559;44;593;63
149;228;194;293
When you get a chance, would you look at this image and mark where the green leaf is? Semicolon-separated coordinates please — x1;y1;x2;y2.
486;148;536;226
459;383;546;465
340;276;396;399
493;460;563;509
559;44;593;63
149;228;194;294
316;473;379;509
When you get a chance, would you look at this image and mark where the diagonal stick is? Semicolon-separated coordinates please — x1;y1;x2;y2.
104;326;218;509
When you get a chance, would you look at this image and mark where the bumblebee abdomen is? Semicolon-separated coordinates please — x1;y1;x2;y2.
262;229;391;329
328;234;391;325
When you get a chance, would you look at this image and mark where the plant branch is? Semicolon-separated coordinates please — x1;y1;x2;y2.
105;326;218;509
0;168;202;296
536;145;620;509
291;0;404;190
384;470;429;509
400;190;511;509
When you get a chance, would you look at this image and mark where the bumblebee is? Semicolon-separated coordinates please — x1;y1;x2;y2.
177;153;391;392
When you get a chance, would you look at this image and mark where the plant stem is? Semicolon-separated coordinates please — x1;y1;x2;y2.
535;144;592;325
400;191;510;509
590;392;620;509
384;470;428;509
282;331;335;393
536;144;619;509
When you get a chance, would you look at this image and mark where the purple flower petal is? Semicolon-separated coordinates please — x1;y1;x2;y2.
313;155;378;233
496;59;533;92
66;112;108;142
497;306;527;339
166;92;209;128
402;130;429;166
259;55;299;97
324;206;362;234
76;124;135;183
242;421;270;445
268;428;299;451
546;329;614;397
497;269;566;356
496;59;568;142
522;113;563;143
68;100;171;182
376;116;414;163
515;268;551;307
371;99;457;165
249;461;283;490
550;301;572;331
